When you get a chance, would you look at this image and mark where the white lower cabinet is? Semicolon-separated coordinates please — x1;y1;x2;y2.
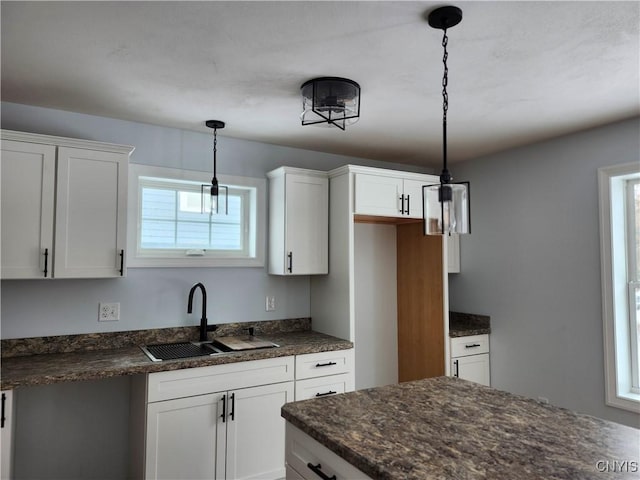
294;350;355;400
294;374;352;401
137;356;295;480
1;390;14;480
225;382;294;480
285;424;371;480
450;334;490;386
134;350;354;480
146;392;226;479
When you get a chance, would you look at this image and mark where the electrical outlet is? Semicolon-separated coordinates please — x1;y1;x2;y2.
265;296;276;312
99;302;120;321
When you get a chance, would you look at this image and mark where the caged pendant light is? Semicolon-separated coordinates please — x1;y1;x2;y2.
422;6;470;235
201;120;228;215
300;77;361;130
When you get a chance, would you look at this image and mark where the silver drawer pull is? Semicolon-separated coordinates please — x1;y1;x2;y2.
465;343;481;348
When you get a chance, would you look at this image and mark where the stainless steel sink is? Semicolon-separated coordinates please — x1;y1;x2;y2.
140;341;226;362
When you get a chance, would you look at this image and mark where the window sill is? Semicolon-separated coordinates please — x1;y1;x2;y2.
607;389;640;413
128;256;264;268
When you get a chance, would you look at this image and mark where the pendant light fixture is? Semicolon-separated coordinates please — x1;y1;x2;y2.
422;6;470;235
300;77;361;130
201;120;228;215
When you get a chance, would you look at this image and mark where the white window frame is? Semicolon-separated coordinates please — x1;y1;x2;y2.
127;164;265;267
598;162;640;412
626;178;640;391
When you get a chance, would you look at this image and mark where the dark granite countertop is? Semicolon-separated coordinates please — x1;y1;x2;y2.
1;323;352;390
449;311;491;337
281;376;639;480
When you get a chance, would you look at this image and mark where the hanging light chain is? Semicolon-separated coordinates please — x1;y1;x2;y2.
440;27;451;182
442;28;449;124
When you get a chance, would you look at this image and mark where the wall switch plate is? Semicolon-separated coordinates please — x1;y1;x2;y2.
265;296;276;312
99;302;120;321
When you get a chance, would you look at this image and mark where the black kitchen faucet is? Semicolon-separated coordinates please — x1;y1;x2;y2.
187;282;217;341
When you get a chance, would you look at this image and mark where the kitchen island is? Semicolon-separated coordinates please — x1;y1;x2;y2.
281;376;639;479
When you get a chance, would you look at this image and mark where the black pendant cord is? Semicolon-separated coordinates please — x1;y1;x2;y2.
212;127;218;184
440;27;452;185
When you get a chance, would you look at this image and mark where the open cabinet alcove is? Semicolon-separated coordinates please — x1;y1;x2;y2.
310;165;450;390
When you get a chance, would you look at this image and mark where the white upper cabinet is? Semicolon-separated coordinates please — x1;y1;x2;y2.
353;169;439;219
1;141;56;279
354;174;403;217
0;130;133;279
402;179;428;218
54;147;128;278
268;167;328;275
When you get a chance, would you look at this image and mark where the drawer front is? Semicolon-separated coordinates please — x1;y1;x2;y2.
450;334;489;358
286;464;307;480
295;373;354;401
295;349;354;380
286;424;372;480
148;356;295;402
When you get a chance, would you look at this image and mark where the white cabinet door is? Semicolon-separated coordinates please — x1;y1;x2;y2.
402;179;426;219
354;174;403;217
0;141;56;279
285;174;328;275
354;174;433;219
146;393;226;480
268;167;328;275
1;390;14;480
54;147;128;278
225;382;294;480
452;353;490;386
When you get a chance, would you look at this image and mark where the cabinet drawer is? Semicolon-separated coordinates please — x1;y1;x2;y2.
148;356;294;402
450;334;489;358
286;464;307;480
295;373;354;400
286;424;372;480
295;349;353;380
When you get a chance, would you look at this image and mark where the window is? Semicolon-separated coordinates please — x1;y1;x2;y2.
598;162;640;412
626;178;640;391
127;164;265;267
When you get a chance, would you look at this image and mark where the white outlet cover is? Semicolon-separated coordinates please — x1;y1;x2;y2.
99;302;120;321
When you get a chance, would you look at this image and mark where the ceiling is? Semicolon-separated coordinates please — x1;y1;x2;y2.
1;1;638;168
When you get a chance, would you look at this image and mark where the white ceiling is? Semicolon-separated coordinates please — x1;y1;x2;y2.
1;1;638;167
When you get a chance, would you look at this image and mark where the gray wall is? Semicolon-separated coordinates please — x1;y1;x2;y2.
0;101;429;339
449;116;640;428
